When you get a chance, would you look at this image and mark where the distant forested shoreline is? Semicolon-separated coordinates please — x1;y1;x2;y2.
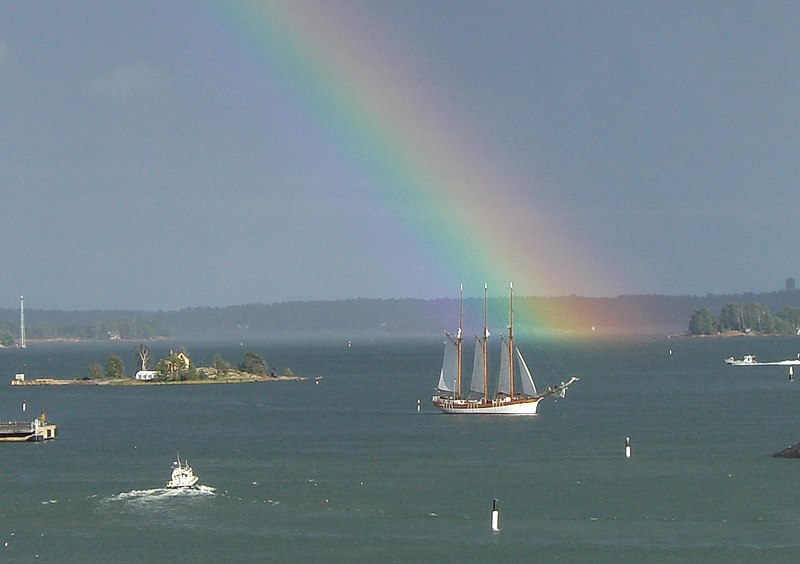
0;314;169;346
1;289;800;340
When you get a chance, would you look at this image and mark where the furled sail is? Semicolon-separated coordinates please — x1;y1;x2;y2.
496;335;512;396
469;335;485;395
516;347;538;396
437;334;458;393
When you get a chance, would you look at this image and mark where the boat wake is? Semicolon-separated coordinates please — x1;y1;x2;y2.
104;485;216;505
94;485;217;527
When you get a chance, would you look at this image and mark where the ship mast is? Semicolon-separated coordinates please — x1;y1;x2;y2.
508;283;515;398
19;295;26;349
482;283;489;402
456;283;463;399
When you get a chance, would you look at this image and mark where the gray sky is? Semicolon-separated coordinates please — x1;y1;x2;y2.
3;1;799;311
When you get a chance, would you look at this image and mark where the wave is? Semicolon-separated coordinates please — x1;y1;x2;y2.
105;485;216;504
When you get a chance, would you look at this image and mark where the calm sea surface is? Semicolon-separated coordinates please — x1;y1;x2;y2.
2;335;800;563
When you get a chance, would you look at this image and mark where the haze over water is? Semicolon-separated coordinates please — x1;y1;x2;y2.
6;3;800;309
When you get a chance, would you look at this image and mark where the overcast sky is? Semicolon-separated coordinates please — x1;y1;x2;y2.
3;1;799;311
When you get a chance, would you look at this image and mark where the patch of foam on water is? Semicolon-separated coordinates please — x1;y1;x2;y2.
106;485;216;504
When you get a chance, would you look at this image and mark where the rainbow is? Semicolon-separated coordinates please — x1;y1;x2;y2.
214;2;617;333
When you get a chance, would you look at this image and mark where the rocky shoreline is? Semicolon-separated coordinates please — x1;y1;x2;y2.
671;330;789;339
773;443;800;458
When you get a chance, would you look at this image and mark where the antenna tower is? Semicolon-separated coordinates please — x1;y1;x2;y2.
19;295;26;348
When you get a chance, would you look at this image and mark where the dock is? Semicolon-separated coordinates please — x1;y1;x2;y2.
0;412;57;442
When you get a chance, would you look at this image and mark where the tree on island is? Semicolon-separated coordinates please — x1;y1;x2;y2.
720;303;775;333
239;351;267;375
777;306;800;332
88;362;104;380
134;344;151;371
1;329;15;347
105;354;125;379
688;308;717;335
213;353;231;372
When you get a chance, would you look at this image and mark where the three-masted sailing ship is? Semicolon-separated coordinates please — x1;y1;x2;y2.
432;283;578;415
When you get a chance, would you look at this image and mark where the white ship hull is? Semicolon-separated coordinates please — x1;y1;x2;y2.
432;396;541;415
167;475;198;489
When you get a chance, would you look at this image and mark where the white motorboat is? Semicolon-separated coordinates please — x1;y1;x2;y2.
725;355;759;365
725;354;800;366
166;455;199;488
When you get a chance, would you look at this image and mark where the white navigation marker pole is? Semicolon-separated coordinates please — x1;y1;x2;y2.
491;498;500;532
625;436;631;458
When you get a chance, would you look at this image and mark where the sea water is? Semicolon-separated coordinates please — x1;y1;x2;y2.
2;335;800;562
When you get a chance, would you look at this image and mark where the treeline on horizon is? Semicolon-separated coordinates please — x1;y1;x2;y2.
0;315;169;345
0;289;799;338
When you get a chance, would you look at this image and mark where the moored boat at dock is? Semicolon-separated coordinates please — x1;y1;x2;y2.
0;412;57;442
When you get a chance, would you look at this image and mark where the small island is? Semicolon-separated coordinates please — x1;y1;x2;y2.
686;302;800;337
10;347;308;386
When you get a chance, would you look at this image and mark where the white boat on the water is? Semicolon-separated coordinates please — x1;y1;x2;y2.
431;284;578;415
166;455;199;488
725;354;800;366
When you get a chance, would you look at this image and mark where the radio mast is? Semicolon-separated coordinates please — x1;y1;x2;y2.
19;295;26;348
